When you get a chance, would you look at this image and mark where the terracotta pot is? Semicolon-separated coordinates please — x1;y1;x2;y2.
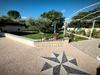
54;35;58;40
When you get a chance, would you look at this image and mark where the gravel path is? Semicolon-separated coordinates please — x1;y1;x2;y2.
70;39;100;59
0;37;100;75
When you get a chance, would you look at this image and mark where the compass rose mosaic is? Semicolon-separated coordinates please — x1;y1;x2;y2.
41;52;91;75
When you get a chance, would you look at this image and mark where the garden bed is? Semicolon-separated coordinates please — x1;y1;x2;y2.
10;30;88;42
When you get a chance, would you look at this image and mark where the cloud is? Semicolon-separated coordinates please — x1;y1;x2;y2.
61;10;66;13
65;18;69;21
21;16;27;19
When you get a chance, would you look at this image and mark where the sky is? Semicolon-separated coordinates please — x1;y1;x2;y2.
0;0;100;23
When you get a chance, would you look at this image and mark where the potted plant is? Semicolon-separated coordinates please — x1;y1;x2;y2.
42;35;46;41
64;33;69;37
69;32;74;42
53;33;59;40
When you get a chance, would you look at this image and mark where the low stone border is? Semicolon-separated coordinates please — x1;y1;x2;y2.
0;32;38;47
0;32;69;47
34;37;69;47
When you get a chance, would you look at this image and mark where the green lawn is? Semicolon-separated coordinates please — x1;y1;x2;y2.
21;31;64;39
11;30;88;42
70;35;88;42
22;33;53;39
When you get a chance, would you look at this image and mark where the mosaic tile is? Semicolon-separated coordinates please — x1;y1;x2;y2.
41;52;91;75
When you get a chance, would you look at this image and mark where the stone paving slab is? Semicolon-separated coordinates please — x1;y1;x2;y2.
0;37;100;75
70;39;100;59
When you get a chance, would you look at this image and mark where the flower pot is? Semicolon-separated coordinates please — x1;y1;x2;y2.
42;37;46;41
54;35;58;40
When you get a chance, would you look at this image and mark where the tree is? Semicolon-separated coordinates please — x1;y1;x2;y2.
69;7;100;28
68;21;92;28
72;12;88;20
25;16;36;26
35;18;52;32
72;7;100;20
41;10;65;29
18;19;26;25
25;17;52;32
7;10;21;19
1;15;8;19
25;17;36;30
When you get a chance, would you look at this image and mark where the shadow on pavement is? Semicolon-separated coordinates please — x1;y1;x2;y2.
96;66;100;75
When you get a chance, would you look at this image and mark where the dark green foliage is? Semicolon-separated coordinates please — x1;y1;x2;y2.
92;29;97;38
69;20;94;28
7;10;21;19
1;15;8;18
64;33;69;37
79;30;86;35
96;30;100;38
85;29;100;38
65;32;88;42
41;10;65;29
92;29;100;38
72;7;100;20
75;31;79;34
0;18;14;26
72;12;88;20
69;32;74;42
18;19;26;24
0;18;26;27
69;7;100;28
53;33;59;35
70;30;75;33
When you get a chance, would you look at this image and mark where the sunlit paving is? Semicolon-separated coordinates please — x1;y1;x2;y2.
0;0;100;75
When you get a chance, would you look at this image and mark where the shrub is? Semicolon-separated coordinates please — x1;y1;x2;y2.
75;30;79;34
0;18;25;27
69;32;74;42
86;29;100;38
18;19;26;24
92;29;100;38
92;29;97;38
97;30;100;38
53;33;59;35
64;33;69;37
80;30;86;35
86;30;91;37
70;30;75;33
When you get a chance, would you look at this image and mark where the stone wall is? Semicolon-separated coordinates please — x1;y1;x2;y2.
0;32;35;47
0;32;69;47
34;38;69;47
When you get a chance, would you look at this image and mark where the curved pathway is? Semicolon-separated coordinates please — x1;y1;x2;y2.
0;37;100;75
70;39;100;59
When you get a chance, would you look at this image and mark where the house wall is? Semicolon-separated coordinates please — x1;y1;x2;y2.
67;28;100;34
0;25;26;32
67;28;74;31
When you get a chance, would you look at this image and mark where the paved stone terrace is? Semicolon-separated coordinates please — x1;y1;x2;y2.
70;39;100;59
0;37;100;75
